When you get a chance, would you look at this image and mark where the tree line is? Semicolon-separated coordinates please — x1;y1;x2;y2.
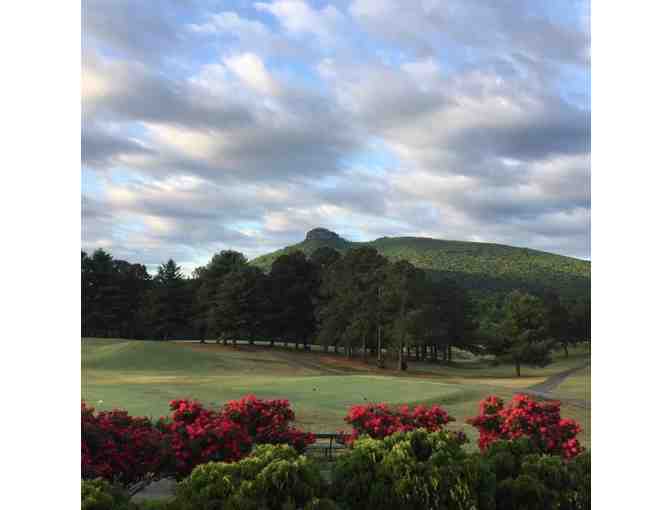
82;246;589;375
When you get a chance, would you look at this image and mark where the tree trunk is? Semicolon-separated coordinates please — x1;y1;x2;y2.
362;333;367;363
563;343;569;358
415;345;420;360
270;338;275;347
398;345;404;371
442;345;447;362
515;360;521;377
448;344;452;362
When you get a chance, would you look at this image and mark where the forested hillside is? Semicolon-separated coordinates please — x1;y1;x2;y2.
82;228;589;372
252;229;590;301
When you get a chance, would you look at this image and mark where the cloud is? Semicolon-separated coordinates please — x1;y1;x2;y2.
82;0;591;264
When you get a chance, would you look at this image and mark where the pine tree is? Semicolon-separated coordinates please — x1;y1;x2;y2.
146;259;190;340
496;290;554;376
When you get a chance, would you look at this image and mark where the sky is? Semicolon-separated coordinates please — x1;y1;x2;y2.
82;0;590;274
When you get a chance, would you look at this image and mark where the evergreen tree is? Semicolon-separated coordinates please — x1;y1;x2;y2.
213;265;269;344
193;251;248;340
317;247;388;359
425;280;480;362
380;260;428;370
495;290;554;376
146;259;190;340
84;249;122;337
113;260;151;338
268;252;319;349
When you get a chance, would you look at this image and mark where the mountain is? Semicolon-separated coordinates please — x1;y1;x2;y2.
251;228;590;303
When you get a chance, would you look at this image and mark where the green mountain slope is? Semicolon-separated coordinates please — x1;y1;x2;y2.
251;229;590;301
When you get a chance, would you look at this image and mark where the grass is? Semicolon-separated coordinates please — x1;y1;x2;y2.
552;365;591;402
82;339;590;446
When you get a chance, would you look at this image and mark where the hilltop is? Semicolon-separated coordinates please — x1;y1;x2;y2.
251;228;590;302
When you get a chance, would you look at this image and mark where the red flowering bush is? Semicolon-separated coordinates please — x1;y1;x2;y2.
466;394;584;459
157;399;252;477
342;403;455;444
223;394;316;452
82;395;316;482
81;402;165;485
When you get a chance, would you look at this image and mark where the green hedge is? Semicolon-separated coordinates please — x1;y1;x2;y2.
174;443;334;510
330;429;495;510
82;434;589;510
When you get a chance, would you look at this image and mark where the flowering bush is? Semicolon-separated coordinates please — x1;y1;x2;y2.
82;396;315;482
222;394;316;452
466;394;584;459
157;399;252;478
81;402;165;485
342;403;455;444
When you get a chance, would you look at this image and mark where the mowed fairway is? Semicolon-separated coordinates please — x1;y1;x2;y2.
82;339;590;446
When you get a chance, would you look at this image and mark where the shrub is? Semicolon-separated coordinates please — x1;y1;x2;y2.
175;444;326;510
482;438;590;510
157;399;253;478
82;402;166;485
466;394;584;459
223;394;316;452
330;429;494;510
342;403;455;443
81;479;132;510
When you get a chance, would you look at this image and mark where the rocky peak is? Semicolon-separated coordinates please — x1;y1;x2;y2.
305;228;342;242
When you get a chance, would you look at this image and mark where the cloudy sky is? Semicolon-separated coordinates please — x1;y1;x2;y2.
82;0;590;274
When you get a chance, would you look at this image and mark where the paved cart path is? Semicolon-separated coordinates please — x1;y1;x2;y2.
522;362;590;409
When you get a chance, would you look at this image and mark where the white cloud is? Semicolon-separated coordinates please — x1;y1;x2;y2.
82;0;591;262
224;53;278;96
254;0;346;44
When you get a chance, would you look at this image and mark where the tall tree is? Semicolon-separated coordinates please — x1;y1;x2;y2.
193;251;248;341
317;247;387;359
268;252;319;349
83;249;122;337
213;265;269;344
146;259;190;340
380;260;429;370
425;280;480;362
494;290;554;376
544;292;572;357
114;260;151;338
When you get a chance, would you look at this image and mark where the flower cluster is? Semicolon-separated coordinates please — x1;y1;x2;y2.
342;403;455;444
82;396;315;482
81;402;165;485
157;399;252;477
223;395;316;452
466;394;584;459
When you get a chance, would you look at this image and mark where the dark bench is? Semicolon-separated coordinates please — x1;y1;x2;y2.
305;433;348;460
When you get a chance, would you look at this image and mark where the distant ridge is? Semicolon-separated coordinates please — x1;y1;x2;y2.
251;228;590;302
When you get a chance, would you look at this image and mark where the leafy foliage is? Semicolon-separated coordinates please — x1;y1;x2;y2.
174;444;327;510
330;429;495;510
251;234;590;304
81;478;133;510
